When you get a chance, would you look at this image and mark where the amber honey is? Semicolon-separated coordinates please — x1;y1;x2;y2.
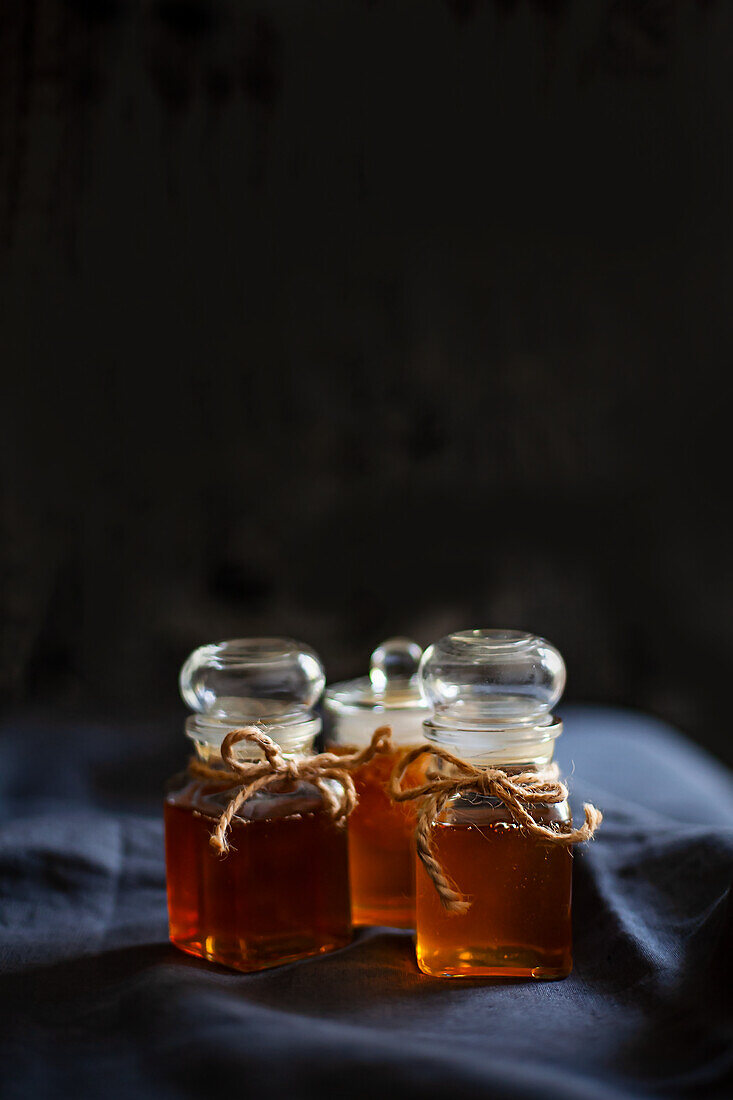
415;801;573;979
165;779;352;972
345;749;426;927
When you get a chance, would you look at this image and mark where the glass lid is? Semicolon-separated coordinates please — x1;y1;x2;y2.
419;628;565;728
325;637;428;712
180;637;325;725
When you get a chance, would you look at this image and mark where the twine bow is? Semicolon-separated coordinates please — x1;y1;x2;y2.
390;743;602;915
188;724;392;855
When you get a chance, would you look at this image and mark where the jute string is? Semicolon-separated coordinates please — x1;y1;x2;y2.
188;724;393;855
390;743;603;915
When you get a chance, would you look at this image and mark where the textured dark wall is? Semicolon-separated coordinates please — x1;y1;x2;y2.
2;1;731;761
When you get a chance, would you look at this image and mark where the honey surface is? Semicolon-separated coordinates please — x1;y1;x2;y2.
165;781;351;972
416;807;573;979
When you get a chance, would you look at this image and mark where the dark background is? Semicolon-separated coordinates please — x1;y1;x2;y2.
2;1;731;762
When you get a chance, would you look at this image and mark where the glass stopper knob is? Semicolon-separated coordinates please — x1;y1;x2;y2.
179;638;326;721
418;629;565;726
369;637;423;694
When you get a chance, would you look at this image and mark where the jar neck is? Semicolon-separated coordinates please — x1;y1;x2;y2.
185;715;319;763
323;700;426;747
422;716;562;768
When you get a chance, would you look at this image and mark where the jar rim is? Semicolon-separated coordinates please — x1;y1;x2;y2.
423;715;562;738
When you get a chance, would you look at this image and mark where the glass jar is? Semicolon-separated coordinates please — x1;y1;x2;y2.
324;637;430;928
415;629;573;979
164;638;352;972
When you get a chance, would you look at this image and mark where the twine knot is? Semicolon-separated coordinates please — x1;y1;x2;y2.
390;743;603;915
189;724;393;855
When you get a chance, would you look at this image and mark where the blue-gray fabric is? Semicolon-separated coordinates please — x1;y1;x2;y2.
0;705;731;1100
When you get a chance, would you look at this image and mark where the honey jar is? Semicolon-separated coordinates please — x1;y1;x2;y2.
324;637;429;928
413;629;576;978
165;637;352;972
